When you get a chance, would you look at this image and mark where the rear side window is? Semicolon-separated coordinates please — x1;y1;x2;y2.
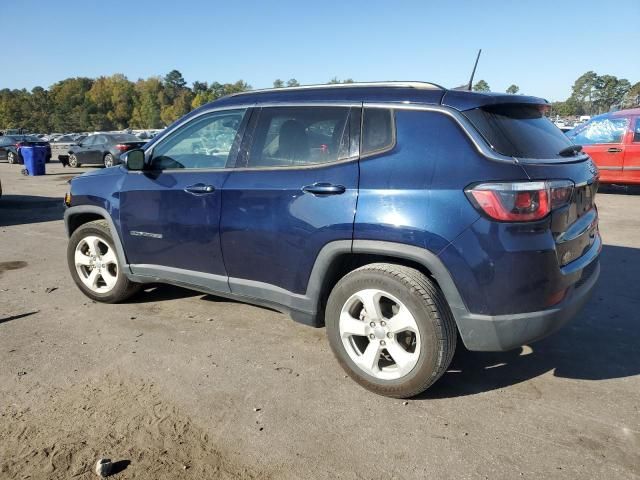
362;108;395;156
246;106;351;168
634;118;640;143
464;104;574;159
568;116;629;145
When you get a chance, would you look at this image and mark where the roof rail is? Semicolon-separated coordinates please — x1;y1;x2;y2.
229;81;446;97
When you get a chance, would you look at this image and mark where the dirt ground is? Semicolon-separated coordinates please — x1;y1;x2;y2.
1;161;639;479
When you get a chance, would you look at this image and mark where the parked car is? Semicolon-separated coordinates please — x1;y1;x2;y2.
67;133;147;168
63;82;600;397
50;134;86;162
0;135;51;164
566;108;640;184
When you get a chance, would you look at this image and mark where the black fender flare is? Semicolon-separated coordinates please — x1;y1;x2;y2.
64;205;129;270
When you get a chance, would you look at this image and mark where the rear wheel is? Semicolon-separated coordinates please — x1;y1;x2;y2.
7;151;15;164
103;153;114;168
68;154;80;168
326;263;456;398
67;220;140;303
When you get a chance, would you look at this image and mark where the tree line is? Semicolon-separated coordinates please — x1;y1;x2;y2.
0;71;356;133
2;69;637;133
551;71;640;117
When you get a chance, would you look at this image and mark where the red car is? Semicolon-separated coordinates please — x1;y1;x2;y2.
567;108;640;184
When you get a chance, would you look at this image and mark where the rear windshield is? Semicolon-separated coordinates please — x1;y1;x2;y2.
111;134;141;143
464;104;574;160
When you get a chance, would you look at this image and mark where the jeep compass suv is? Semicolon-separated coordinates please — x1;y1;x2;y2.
64;82;601;398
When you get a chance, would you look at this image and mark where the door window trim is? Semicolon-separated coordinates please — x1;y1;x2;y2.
142;107;253;173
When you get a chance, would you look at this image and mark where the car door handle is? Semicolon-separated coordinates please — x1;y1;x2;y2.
302;182;346;195
607;147;623;153
185;183;215;194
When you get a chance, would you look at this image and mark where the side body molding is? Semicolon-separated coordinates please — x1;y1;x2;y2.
62;215;469;334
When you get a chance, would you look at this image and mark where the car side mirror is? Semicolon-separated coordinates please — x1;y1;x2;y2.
123;149;145;170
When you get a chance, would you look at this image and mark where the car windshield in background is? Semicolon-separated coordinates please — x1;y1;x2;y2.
567;116;629;145
111;134;142;143
464;104;575;160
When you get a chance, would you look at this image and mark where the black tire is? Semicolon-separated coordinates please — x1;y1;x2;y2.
326;263;457;398
68;154;80;168
103;153;114;168
7;151;16;164
67;220;140;303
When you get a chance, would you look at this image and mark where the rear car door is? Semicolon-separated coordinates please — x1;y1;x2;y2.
76;135;97;163
91;135;109;164
622;116;640;183
119;108;249;290
569;115;629;182
220;104;360;298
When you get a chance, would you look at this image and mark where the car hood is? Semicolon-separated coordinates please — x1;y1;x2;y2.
72;165;126;181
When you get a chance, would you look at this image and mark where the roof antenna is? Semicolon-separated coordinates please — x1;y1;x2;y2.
467;49;482;91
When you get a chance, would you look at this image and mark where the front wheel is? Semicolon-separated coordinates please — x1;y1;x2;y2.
7;151;16;164
68;154;80;168
67;220;140;303
326;263;457;398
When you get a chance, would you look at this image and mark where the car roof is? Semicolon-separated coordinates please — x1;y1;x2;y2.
606;107;640;117
205;81;547;113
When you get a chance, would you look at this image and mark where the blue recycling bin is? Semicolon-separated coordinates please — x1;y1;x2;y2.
21;146;47;176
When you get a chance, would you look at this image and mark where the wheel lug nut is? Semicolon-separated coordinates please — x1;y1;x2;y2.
387;332;392;339
369;322;375;327
380;340;386;346
369;334;375;340
380;321;386;327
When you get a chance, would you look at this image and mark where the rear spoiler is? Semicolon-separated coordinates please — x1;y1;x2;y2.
441;90;548;112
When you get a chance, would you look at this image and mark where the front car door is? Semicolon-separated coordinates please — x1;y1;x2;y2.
569;115;629;182
119;107;250;292
0;136;13;160
220;104;360;303
622;116;640;184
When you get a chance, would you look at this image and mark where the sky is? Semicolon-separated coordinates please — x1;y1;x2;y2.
4;0;639;101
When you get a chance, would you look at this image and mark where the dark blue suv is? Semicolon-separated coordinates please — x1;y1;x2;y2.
64;82;601;397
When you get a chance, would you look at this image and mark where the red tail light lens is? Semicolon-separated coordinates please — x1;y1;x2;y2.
466;180;573;222
116;144;130;152
15;142;23;149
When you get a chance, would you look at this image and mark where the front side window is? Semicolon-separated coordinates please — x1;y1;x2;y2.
567;116;629;145
633;118;640;143
150;109;246;170
246;106;351;168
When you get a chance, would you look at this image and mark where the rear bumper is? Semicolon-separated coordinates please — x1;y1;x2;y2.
456;259;600;352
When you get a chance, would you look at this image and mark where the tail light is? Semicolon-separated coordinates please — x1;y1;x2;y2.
116;144;130;152
465;180;574;222
15;142;23;149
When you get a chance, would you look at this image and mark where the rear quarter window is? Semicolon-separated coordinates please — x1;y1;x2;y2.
362;108;395;156
464;104;574;160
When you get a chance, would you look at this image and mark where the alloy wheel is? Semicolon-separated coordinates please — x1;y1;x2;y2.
74;235;118;293
339;289;421;380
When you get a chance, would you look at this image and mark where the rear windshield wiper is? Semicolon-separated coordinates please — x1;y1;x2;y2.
558;145;583;157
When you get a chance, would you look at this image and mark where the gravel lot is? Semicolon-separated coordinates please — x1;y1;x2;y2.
1;161;639;479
